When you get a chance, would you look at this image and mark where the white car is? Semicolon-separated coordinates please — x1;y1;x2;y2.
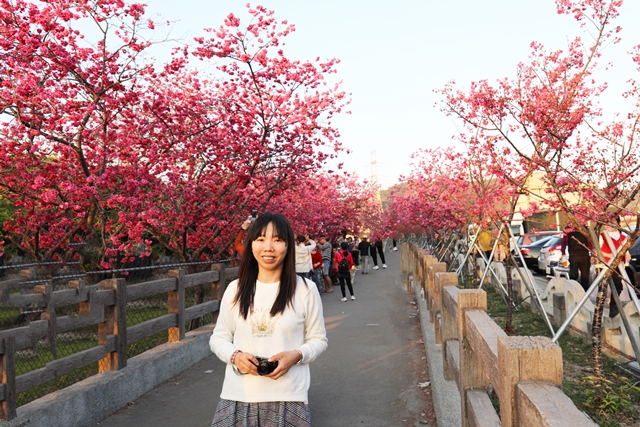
537;236;564;275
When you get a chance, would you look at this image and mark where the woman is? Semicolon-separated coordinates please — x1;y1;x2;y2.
334;241;355;302
294;234;316;279
209;213;328;426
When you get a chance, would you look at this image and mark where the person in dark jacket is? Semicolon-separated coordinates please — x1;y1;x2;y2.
371;238;386;270
560;223;592;291
358;237;371;274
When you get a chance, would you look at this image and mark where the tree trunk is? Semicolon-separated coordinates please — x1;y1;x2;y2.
505;256;514;333
591;277;607;377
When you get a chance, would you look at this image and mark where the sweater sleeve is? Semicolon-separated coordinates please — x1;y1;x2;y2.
298;281;328;364
307;240;316;252
209;281;239;364
560;233;568;254
233;230;246;257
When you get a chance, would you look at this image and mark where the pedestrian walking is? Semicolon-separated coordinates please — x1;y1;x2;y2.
316;236;334;293
334;241;355;301
311;245;325;293
371;238;386;270
348;236;360;269
358;236;371;274
209;213;327;427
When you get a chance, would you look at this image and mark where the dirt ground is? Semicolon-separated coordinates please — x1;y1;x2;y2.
406;299;438;427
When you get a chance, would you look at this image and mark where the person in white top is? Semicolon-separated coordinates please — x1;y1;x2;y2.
209;212;327;426
294;234;316;279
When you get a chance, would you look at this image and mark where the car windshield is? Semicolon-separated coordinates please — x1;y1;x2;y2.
542;236;563;248
524;235;556;248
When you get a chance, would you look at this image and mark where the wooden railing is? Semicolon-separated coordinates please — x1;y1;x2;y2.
401;244;596;427
0;264;237;420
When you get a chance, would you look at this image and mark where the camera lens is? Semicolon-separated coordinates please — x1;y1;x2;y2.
256;357;278;376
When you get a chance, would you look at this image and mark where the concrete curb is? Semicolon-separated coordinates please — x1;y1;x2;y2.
0;326;214;427
412;284;461;427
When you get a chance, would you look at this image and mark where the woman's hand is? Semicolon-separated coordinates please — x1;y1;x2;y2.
233;351;259;376
265;350;302;380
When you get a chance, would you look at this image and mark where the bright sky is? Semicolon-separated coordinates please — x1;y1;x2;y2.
144;0;640;189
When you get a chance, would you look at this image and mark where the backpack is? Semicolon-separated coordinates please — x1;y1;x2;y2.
337;250;350;274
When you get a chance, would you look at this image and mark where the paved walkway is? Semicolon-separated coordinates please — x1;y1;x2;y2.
96;249;435;427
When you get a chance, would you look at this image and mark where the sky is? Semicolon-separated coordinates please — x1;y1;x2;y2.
141;0;640;189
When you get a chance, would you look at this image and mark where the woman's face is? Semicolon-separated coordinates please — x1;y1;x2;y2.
252;222;287;274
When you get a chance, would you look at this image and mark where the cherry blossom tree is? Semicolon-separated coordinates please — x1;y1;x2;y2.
384;147;476;245
268;172;382;240
0;0;162;265
437;0;639;375
139;4;350;261
0;1;351;268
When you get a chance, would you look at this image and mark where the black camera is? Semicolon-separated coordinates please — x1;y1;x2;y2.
250;209;258;222
255;357;278;376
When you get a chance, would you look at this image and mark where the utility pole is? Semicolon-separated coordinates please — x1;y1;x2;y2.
370;149;378;187
371;150;381;201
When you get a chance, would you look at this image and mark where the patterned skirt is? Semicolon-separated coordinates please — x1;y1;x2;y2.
211;399;312;427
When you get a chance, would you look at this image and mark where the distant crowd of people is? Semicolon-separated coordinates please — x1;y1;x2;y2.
292;233;397;302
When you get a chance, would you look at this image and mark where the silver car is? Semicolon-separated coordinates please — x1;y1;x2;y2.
537;236;564;274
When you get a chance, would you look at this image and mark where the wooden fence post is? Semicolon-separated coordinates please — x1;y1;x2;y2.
457;289;489;427
34;284;57;358
0;336;16;421
422;255;436;301
497;336;562;427
167;269;185;342
416;250;423;295
210;263;226;325
441;287;458;381
428;262;446;323
71;279;92;317
99;278;127;372
434;272;458;345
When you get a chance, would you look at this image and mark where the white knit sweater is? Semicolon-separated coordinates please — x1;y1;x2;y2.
209;275;327;404
295;240;316;273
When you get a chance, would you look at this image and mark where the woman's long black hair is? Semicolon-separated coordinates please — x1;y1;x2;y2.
233;212;301;320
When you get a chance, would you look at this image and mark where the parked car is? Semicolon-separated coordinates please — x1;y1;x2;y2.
537;236;565;275
513;235;559;271
517;230;561;247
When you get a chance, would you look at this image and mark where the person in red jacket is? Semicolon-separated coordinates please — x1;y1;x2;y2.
599;219;631;318
311;245;325;293
334;242;355;302
233;216;253;257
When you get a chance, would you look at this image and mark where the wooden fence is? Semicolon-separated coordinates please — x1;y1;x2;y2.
401;243;596;427
0;264;237;421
